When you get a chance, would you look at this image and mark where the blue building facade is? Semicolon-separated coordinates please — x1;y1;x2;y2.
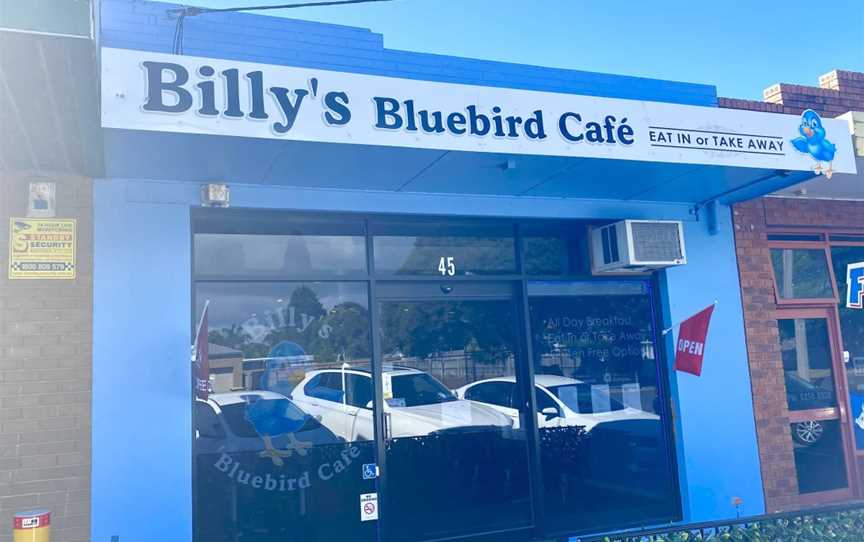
90;1;850;541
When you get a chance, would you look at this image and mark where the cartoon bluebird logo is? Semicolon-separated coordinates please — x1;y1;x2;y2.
791;109;837;179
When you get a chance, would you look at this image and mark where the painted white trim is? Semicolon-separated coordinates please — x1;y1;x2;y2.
0;26;92;40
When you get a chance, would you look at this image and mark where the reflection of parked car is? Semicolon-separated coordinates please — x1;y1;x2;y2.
455;375;658;431
194;391;341;456
792;420;824;446
291;367;512;441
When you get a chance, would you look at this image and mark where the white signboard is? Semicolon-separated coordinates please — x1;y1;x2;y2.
848;262;864;309
101;47;856;175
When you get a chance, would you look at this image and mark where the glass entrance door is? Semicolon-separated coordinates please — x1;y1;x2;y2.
778;307;855;500
375;281;533;542
193;281;382;542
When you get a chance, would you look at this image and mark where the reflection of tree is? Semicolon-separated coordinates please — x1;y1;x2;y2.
381;301;513;363
313;302;371;362
399;237;514;275
208;285;371;363
263;286;326;355
772;249;833;298
524;237;565;274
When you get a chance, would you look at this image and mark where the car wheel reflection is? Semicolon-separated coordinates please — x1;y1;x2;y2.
793;420;824;446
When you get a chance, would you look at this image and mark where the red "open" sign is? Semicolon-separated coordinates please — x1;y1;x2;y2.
674;305;715;377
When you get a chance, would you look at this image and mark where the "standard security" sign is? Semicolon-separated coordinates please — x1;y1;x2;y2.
8;218;76;280
101;47;856;175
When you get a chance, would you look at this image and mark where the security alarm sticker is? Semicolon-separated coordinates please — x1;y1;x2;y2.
360;493;378;521
8;218;76;279
28;181;56;218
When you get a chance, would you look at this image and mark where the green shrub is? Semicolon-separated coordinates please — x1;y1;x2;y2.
599;509;864;542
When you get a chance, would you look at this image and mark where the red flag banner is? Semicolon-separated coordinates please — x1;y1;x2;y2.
193;301;210;400
674;304;715;377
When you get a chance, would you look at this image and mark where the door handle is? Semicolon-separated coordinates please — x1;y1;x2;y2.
383;412;392;440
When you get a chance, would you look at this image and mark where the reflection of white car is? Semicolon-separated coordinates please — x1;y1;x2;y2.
195;391;341;455
455;375;658;432
291;367;512;441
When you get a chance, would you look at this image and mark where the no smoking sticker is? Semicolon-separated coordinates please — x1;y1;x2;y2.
360;493;378;522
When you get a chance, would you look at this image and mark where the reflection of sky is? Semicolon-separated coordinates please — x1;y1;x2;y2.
196;282;368;332
195;234;366;274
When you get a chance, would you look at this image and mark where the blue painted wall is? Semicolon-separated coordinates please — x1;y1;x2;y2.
93;180;765;541
661;206;764;522
92;179;193;542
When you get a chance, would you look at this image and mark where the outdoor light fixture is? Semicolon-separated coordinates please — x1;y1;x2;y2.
201;183;230;207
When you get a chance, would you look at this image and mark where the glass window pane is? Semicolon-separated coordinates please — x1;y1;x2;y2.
521;223;589;276
193;282;378;542
771;248;834;299
790;420;848;493
379;297;532;540
372;221;515;276
528;280;678;533
194;233;367;278
778;318;837;411
766;234;823;242
523;236;567;275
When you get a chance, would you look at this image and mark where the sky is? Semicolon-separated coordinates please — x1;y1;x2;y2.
193;0;864;100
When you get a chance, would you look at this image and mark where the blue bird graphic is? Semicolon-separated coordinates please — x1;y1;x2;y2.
790;109;837;179
243;394;313;466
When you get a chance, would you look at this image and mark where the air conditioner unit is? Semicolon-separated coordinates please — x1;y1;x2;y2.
590;220;686;274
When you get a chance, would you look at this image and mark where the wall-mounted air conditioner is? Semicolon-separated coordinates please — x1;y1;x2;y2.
590;220;686;274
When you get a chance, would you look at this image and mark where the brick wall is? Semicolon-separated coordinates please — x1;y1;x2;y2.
0;173;92;542
734;198;864;511
719;69;864;116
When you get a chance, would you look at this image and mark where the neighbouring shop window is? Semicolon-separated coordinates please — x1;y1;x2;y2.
193;281;379;542
778;318;837;411
372;221;515;276
790;420;848;493
831;246;864;449
526;280;678;534
770;248;834;300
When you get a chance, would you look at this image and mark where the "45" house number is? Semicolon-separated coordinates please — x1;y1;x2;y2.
438;256;455;276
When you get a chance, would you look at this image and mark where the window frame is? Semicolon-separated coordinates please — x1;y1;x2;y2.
768;240;840;306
